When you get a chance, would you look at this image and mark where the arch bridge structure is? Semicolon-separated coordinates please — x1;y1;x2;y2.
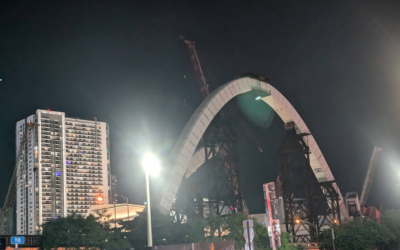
159;76;349;223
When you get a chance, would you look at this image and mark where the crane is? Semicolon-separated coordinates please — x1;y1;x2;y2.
360;146;382;206
181;37;263;152
181;38;210;98
0;121;38;234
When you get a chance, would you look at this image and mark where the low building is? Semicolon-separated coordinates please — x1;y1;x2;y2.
85;203;145;226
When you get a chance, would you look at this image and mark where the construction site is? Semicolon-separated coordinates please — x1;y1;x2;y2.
160;39;384;247
0;39;384;249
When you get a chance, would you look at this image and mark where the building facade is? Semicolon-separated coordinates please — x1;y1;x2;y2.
16;109;111;235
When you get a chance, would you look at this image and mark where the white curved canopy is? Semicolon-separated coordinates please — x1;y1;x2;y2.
160;77;349;221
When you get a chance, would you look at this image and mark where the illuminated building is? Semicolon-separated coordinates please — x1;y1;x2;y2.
16;110;111;235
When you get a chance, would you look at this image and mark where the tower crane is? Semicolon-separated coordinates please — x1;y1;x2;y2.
360;146;382;206
0;121;38;234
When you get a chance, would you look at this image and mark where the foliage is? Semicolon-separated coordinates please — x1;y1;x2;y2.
317;218;394;250
204;210;227;242
41;212;131;250
251;217;271;250
124;209;200;247
95;210;132;249
277;232;304;250
125;210;273;249
381;209;400;249
224;212;245;249
41;214;106;250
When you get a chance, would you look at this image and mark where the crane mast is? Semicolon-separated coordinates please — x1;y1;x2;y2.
360;146;382;206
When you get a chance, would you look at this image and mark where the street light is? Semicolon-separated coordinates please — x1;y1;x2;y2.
141;152;160;247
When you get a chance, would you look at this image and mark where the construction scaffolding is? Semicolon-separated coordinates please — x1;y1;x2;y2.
202;118;246;217
279;122;340;243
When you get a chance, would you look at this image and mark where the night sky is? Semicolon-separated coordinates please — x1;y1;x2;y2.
1;1;400;214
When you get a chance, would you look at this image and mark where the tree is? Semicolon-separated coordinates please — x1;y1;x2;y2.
125;210;298;250
124;209;194;247
41;214;106;250
204;210;227;242
95;210;132;249
224;212;245;249
381;209;400;249
251;217;271;250
277;232;303;250
317;218;394;250
41;213;132;250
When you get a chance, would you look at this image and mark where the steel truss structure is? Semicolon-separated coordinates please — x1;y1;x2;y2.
279;122;340;243
170;179;203;223
170;117;247;222
202;118;246;217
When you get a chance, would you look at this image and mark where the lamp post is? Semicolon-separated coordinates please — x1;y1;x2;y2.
141;152;160;248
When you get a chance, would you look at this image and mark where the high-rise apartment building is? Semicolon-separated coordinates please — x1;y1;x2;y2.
16;109;111;235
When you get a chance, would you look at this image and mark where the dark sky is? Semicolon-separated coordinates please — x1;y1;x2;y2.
1;0;400;214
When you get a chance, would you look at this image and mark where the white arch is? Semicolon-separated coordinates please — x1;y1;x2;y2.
160;77;349;221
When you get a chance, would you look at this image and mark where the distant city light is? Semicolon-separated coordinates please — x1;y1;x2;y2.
255;96;262;100
56;172;61;176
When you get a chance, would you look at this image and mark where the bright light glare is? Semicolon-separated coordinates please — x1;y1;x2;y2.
255;96;262;100
97;197;103;201
142;152;161;176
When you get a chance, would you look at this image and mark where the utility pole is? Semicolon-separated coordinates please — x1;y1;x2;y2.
114;201;116;229
120;195;129;220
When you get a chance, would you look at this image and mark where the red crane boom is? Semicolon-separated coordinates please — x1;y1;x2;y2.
181;37;263;152
181;38;210;98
